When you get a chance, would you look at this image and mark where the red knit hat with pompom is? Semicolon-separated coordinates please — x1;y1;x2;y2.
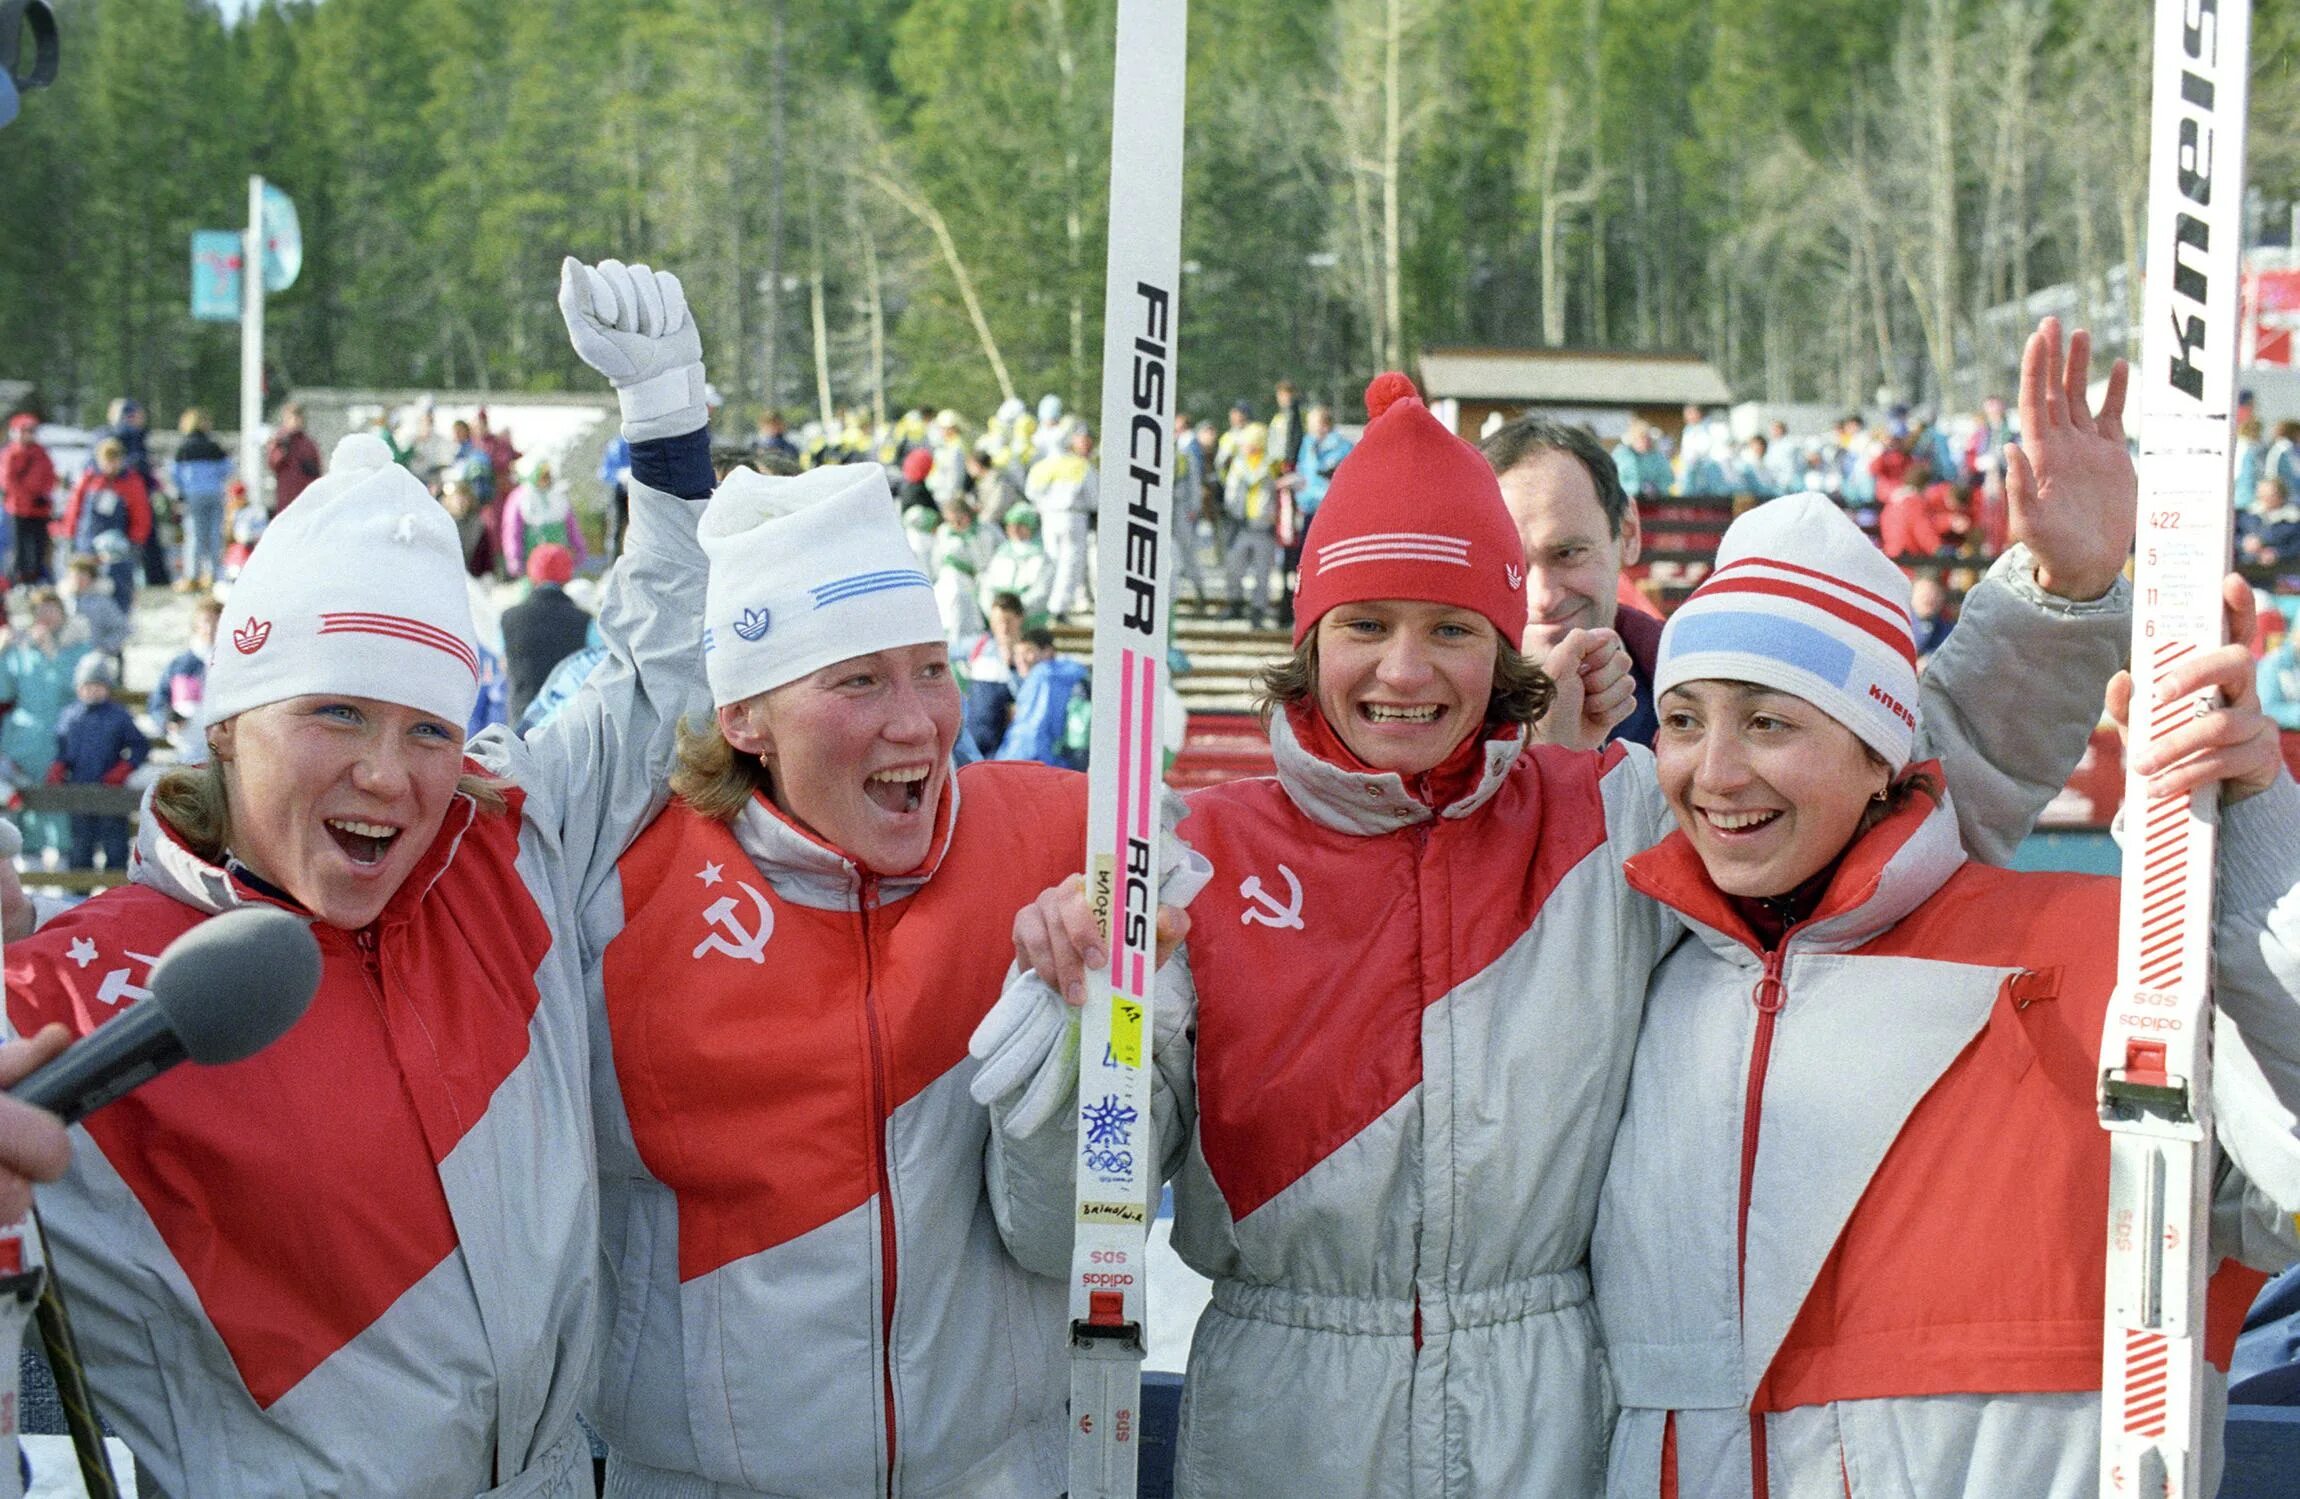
1290;372;1527;647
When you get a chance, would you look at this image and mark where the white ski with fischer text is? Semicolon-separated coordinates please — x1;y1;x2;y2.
1070;5;1187;1497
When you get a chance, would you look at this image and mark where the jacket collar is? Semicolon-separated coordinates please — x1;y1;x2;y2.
1268;703;1525;836
1620;760;1966;961
134;768;486;933
729;764;963;912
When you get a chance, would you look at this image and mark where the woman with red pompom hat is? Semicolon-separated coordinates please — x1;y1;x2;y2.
967;371;2116;1497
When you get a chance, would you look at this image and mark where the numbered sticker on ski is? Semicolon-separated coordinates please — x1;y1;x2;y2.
1069;4;1186;1497
2099;2;2249;1496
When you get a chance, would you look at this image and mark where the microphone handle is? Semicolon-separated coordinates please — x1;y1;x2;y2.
10;1005;187;1126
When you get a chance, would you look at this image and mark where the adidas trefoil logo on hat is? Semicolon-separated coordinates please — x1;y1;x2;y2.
732;606;773;643
1506;563;1523;590
232;619;272;655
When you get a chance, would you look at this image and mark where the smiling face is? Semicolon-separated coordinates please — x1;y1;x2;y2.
719;642;960;876
1313;600;1498;775
1498;448;1638;653
1655;680;1890;899
210;696;467;929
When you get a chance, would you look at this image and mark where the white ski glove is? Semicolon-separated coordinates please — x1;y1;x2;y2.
558;256;706;443
969;971;1080;1136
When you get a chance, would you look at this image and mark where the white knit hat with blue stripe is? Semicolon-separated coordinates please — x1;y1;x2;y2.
700;462;942;707
1655;491;1921;769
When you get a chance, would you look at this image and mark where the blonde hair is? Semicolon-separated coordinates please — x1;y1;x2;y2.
94;438;126;465
151;755;510;866
668;714;772;823
178;408;208;435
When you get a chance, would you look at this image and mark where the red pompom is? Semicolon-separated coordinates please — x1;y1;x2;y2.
1363;372;1419;422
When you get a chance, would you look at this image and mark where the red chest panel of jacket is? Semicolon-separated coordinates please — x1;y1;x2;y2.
1758;862;2263;1408
603;764;1085;1283
1182;746;1616;1221
3;796;551;1408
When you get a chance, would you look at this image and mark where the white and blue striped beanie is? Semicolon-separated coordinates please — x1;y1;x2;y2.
1655;492;1920;769
700;462;942;708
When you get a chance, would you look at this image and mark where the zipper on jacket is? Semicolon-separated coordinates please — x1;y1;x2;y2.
857;875;901;1493
1737;943;1787;1499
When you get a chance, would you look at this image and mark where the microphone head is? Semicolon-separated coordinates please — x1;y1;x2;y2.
146;908;322;1066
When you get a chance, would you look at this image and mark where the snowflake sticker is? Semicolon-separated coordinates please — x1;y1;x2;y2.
1082;1094;1138;1150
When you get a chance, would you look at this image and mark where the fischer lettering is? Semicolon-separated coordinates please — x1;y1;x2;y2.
1116;281;1174;634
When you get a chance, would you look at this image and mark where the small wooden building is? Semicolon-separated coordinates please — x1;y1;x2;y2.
1415;348;1732;444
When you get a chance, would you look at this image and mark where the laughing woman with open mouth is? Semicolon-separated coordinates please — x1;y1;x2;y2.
2;257;716;1497
577;454;1200;1499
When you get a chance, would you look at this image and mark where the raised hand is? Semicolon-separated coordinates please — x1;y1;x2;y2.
556;257;706;443
2004;316;2136;601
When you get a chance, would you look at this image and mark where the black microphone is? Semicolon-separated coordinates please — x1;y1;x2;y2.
12;907;322;1125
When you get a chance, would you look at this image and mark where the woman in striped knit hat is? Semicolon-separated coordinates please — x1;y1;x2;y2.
1589;495;2300;1498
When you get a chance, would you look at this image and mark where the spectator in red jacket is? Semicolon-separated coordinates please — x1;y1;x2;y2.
61;439;154;609
1;415;57;585
265;401;324;513
1877;459;1968;562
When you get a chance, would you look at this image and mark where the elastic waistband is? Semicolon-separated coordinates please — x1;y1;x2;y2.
1210;1266;1591;1336
482;1422;595;1499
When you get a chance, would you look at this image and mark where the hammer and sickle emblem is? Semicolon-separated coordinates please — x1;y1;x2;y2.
1238;864;1305;931
692;881;775;964
95;950;163;1010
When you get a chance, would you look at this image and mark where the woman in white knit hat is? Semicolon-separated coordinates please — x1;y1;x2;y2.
1589;495;2300;1498
3;256;718;1497
580;451;1200;1498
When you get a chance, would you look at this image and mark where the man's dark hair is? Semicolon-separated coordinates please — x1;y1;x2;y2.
1021;625;1056;651
989;591;1026;616
1478;414;1632;536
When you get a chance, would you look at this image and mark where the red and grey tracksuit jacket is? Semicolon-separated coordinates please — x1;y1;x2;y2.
2;478;709;1498
1592;774;2300;1499
988;706;1684;1497
586;762;1087;1498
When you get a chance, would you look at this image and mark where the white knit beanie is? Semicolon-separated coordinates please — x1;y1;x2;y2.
701;462;943;708
205;434;480;730
1656;491;1920;768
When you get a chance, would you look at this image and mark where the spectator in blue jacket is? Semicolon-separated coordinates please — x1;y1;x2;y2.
1293;406;1353;531
169;408;233;592
1610;419;1674;498
48;654;146;870
993;627;1089;769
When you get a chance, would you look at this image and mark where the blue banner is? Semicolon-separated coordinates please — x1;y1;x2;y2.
260;183;301;293
190;230;243;322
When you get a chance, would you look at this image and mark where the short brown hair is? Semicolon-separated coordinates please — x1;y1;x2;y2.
151;756;509;867
1254;632;1553;734
668;714;772;823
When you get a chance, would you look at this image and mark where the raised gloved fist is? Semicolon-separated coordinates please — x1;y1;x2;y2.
557;257;707;444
